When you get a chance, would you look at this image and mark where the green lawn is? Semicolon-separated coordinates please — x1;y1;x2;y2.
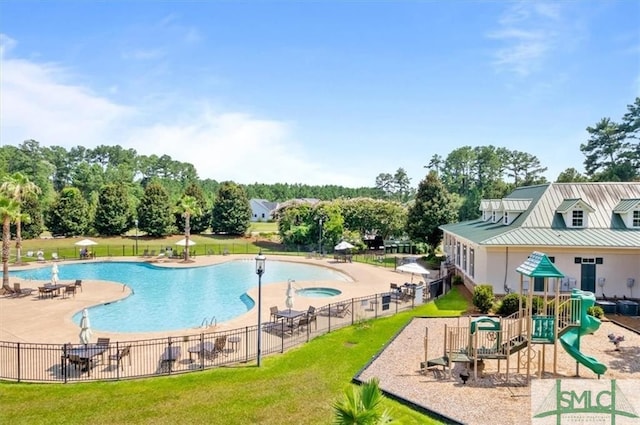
0;288;468;425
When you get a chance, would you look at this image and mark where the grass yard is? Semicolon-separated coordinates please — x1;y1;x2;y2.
0;288;469;425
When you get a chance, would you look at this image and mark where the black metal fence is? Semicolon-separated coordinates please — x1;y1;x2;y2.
0;275;451;383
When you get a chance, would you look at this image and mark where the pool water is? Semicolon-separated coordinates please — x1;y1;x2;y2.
296;287;342;297
11;261;350;333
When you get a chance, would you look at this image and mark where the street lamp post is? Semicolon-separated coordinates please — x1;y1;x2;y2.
134;219;139;256
255;250;266;367
318;218;323;255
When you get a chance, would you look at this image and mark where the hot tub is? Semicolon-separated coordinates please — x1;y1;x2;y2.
296;287;342;298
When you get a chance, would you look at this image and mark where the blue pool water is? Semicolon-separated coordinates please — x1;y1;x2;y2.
296;287;342;297
11;261;350;333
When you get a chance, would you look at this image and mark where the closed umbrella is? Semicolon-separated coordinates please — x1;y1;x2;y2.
396;262;430;283
285;279;295;311
51;263;59;285
79;309;92;345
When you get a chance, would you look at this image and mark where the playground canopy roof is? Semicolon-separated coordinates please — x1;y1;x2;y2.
515;251;565;278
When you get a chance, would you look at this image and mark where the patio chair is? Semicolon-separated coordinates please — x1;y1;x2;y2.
109;345;131;371
26;250;34;258
51;252;60;261
13;283;34;297
74;279;83;292
288;316;308;335
64;284;76;298
96;338;110;362
306;306;318;330
212;335;227;357
270;306;279;322
329;303;351;318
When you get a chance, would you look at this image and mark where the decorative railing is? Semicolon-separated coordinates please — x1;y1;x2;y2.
0;275;452;383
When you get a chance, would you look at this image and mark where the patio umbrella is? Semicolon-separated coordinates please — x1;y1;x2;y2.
285;279;295;311
334;241;355;251
175;238;196;247
79;309;93;345
51;263;59;285
396;262;430;283
75;239;98;247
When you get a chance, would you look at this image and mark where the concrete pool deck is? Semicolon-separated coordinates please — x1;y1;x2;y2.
0;254;410;343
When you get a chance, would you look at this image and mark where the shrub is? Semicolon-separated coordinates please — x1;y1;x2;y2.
497;293;522;316
452;275;464;285
472;284;494;314
497;294;544;316
587;306;604;319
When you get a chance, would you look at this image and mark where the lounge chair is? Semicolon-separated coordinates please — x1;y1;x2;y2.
328;303;351;318
36;252;46;262
2;284;17;297
51;252;59;261
109;345;131;371
26;250;34;258
13;283;34;297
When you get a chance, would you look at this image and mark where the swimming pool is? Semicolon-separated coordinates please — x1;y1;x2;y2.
11;261;350;333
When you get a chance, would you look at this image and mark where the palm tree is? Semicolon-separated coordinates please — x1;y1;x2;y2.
1;173;41;265
176;195;202;262
0;195;20;288
332;378;393;425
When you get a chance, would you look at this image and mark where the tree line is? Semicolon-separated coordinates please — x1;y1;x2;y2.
0;97;637;255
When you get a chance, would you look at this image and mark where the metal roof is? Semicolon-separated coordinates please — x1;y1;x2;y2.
555;198;595;214
501;198;532;212
441;183;640;247
613;199;640;213
516;251;565;278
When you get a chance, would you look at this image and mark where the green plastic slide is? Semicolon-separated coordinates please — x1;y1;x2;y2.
558;289;607;376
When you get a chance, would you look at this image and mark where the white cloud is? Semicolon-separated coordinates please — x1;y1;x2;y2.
0;36;367;187
487;2;561;76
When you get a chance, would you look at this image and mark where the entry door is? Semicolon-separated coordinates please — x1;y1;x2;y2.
581;264;596;292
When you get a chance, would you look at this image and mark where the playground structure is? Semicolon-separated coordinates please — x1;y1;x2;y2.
422;251;607;383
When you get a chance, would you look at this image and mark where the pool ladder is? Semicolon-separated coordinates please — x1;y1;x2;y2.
201;316;216;328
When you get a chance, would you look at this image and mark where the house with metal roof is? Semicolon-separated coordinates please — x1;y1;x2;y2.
440;182;640;298
249;199;279;222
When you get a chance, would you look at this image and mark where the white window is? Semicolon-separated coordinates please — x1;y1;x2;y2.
634;210;640;228
503;211;509;225
492;211;497;223
572;210;584;227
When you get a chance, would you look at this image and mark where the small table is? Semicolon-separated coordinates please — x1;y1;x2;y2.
275;309;306;321
228;336;241;352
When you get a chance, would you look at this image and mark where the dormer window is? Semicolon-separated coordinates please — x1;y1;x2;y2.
503;211;509;225
612;199;640;229
492;211;497;223
556;198;595;229
572;210;584;227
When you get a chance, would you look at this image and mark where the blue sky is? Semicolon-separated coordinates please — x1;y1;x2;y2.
1;1;638;188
